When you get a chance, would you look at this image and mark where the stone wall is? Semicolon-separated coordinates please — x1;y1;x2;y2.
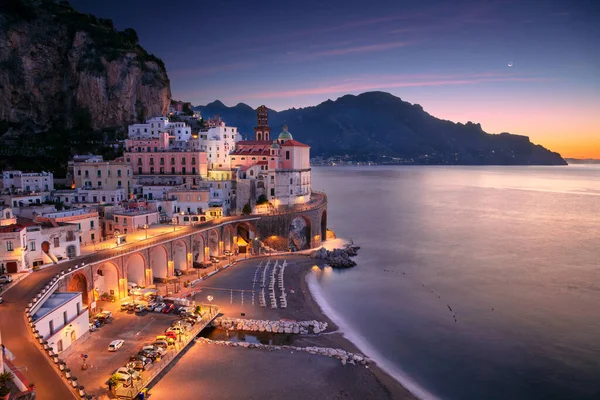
212;317;328;334
256;192;327;250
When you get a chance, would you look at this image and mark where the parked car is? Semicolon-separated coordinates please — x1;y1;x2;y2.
108;339;124;352
90;318;102;328
181;312;200;321
164;330;177;340
0;275;13;284
96;311;112;321
166;326;184;335
161;304;175;314
181;317;196;326
89;323;97;332
210;257;220;264
126;360;148;372
127;303;137;312
179;322;193;331
113;372;133;386
223;250;233;256
134;304;146;314
116;367;141;381
153;303;166;313
152;339;170;349
174;269;183;276
129;354;151;365
138;349;158;362
142;345;166;356
120;302;131;311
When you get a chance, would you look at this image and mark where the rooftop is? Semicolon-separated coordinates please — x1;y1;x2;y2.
32;292;79;321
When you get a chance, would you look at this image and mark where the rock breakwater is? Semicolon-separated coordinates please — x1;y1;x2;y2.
212;317;328;334
311;242;361;268
196;337;371;366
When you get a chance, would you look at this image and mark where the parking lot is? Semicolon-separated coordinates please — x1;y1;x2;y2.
64;298;192;398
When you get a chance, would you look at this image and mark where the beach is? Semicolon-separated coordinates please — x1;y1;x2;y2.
149;254;416;399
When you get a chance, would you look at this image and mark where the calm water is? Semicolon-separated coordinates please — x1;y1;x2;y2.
309;166;600;400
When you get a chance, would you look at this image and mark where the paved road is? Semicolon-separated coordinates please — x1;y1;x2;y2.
0;219;259;399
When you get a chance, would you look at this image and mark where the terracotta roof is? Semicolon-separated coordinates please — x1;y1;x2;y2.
0;224;27;233
281;140;310;148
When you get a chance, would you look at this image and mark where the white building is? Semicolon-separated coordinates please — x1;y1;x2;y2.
0;207;16;226
34;208;100;246
0;193;47;210
2;170;54;192
0;224;27;274
190;122;241;170
25;224;80;267
104;206;160;237
128;116;192;142
32;292;89;354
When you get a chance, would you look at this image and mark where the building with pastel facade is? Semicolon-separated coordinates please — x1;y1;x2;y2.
128;116;192;142
1;170;54;192
70;156;132;197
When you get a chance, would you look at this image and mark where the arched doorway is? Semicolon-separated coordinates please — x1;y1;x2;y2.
66;245;77;258
236;222;255;254
149;246;168;282
126;253;146;287
42;241;50;253
208;230;219;257
173;241;187;271
95;262;120;300
68;273;89;305
192;235;205;267
321;210;327;241
289;216;311;251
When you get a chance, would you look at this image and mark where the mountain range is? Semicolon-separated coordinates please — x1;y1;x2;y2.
195;92;566;165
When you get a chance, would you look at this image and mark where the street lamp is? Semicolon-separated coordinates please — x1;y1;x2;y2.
207;295;213;317
143;224;148;239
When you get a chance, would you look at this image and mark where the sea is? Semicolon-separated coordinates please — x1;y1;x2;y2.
308;165;600;400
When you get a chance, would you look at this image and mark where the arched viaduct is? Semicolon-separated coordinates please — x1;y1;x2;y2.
57;192;328;305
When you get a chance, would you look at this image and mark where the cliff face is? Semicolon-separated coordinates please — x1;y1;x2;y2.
0;0;171;131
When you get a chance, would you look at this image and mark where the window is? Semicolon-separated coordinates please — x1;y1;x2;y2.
171;167;175;174
91;233;95;241
160;158;164;165
270;188;275;196
84;170;89;178
118;180;122;187
123;218;127;224
138;167;142;174
53;237;60;248
6;241;13;251
63;310;68;325
286;151;290;160
290;178;293;184
117;169;122;177
77;302;81;315
77;170;81;176
171;157;175;165
192;157;196;165
49;320;54;335
150;158;154;165
97;170;101;177
181;157;186;165
115;217;119;223
90;221;95;229
137;158;142;165
29;241;36;251
182;167;186;174
192;167;196;174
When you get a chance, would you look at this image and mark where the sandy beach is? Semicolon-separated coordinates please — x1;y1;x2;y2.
148;254;416;399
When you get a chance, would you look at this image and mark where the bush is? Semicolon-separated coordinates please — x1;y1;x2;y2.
242;203;252;215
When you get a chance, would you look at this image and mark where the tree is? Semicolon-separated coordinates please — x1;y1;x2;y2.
256;194;268;205
120;28;139;46
242;203;252;215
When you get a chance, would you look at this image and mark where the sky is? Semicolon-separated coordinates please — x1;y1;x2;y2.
70;0;600;158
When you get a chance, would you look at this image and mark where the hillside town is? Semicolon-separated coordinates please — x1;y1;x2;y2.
0;106;312;275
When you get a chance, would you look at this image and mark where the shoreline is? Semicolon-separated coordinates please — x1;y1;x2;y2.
299;261;422;400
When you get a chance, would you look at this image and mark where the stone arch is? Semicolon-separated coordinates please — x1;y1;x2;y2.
149;245;169;282
68;273;89;305
126;253;146;287
235;222;256;253
321;209;327;241
192;234;205;267
289;215;311;251
222;225;234;252
208;229;219;257
95;262;120;300
173;240;188;271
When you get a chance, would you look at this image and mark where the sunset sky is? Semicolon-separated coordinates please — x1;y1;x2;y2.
71;0;600;158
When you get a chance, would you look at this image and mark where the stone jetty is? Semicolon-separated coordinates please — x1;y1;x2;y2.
311;242;360;268
212;317;328;334
196;337;371;366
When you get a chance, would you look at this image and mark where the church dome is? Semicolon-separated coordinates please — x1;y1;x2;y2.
278;124;293;140
270;141;281;149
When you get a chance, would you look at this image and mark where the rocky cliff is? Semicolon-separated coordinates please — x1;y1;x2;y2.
0;0;171;132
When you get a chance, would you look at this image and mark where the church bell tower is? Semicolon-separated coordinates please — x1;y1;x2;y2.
254;105;271;141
